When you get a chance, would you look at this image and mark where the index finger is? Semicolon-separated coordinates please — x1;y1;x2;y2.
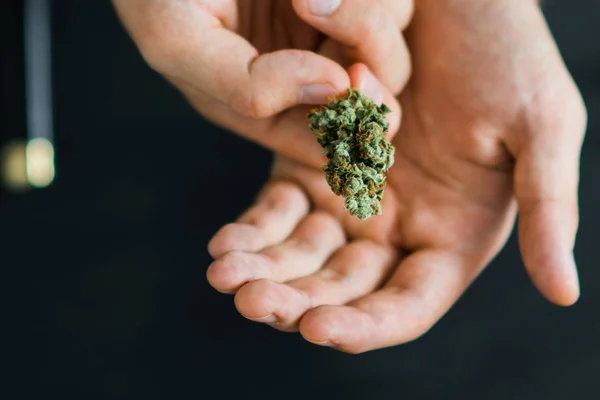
113;0;350;118
292;0;412;94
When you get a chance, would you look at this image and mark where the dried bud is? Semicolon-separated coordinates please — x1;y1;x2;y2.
307;88;395;220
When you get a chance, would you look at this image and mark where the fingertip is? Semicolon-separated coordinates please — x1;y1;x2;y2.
538;280;580;307
299;305;339;345
208;223;259;259
236;280;313;330
555;252;581;306
300;305;373;354
234;279;280;321
347;63;401;137
206;254;241;294
555;285;580;307
298;83;342;105
348;63;382;104
538;253;580;307
206;251;270;294
525;248;581;307
384;98;402;139
280;49;350;95
518;202;581;307
237;50;351;116
205;261;236;294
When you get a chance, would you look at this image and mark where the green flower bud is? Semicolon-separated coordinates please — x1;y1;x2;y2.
307;89;395;220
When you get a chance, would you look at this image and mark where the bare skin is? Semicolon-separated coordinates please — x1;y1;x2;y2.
114;0;587;353
112;0;414;166
206;0;586;353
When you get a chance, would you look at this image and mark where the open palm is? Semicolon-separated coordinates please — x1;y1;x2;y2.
206;1;586;353
207;103;517;353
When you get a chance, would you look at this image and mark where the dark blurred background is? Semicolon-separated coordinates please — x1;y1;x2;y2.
1;1;598;399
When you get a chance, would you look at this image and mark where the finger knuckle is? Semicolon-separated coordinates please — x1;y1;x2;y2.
137;31;187;74
526;80;588;144
394;0;415;29
259;181;309;213
358;7;384;45
230;51;310;118
229;85;272;119
217;250;248;269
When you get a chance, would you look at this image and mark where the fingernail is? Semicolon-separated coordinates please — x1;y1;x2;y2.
305;338;336;347
306;0;342;16
359;69;383;104
299;83;339;104
248;314;279;324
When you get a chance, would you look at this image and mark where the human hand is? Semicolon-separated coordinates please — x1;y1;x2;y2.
206;0;587;353
112;0;413;166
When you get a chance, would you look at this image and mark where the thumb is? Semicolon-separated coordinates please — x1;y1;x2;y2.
511;91;587;306
113;0;350;119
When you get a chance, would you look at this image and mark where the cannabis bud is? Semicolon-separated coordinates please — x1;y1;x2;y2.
307;88;395;220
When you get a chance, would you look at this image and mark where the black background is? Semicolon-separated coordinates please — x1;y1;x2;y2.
1;1;599;399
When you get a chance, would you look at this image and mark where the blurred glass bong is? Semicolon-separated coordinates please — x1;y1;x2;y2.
1;0;55;192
